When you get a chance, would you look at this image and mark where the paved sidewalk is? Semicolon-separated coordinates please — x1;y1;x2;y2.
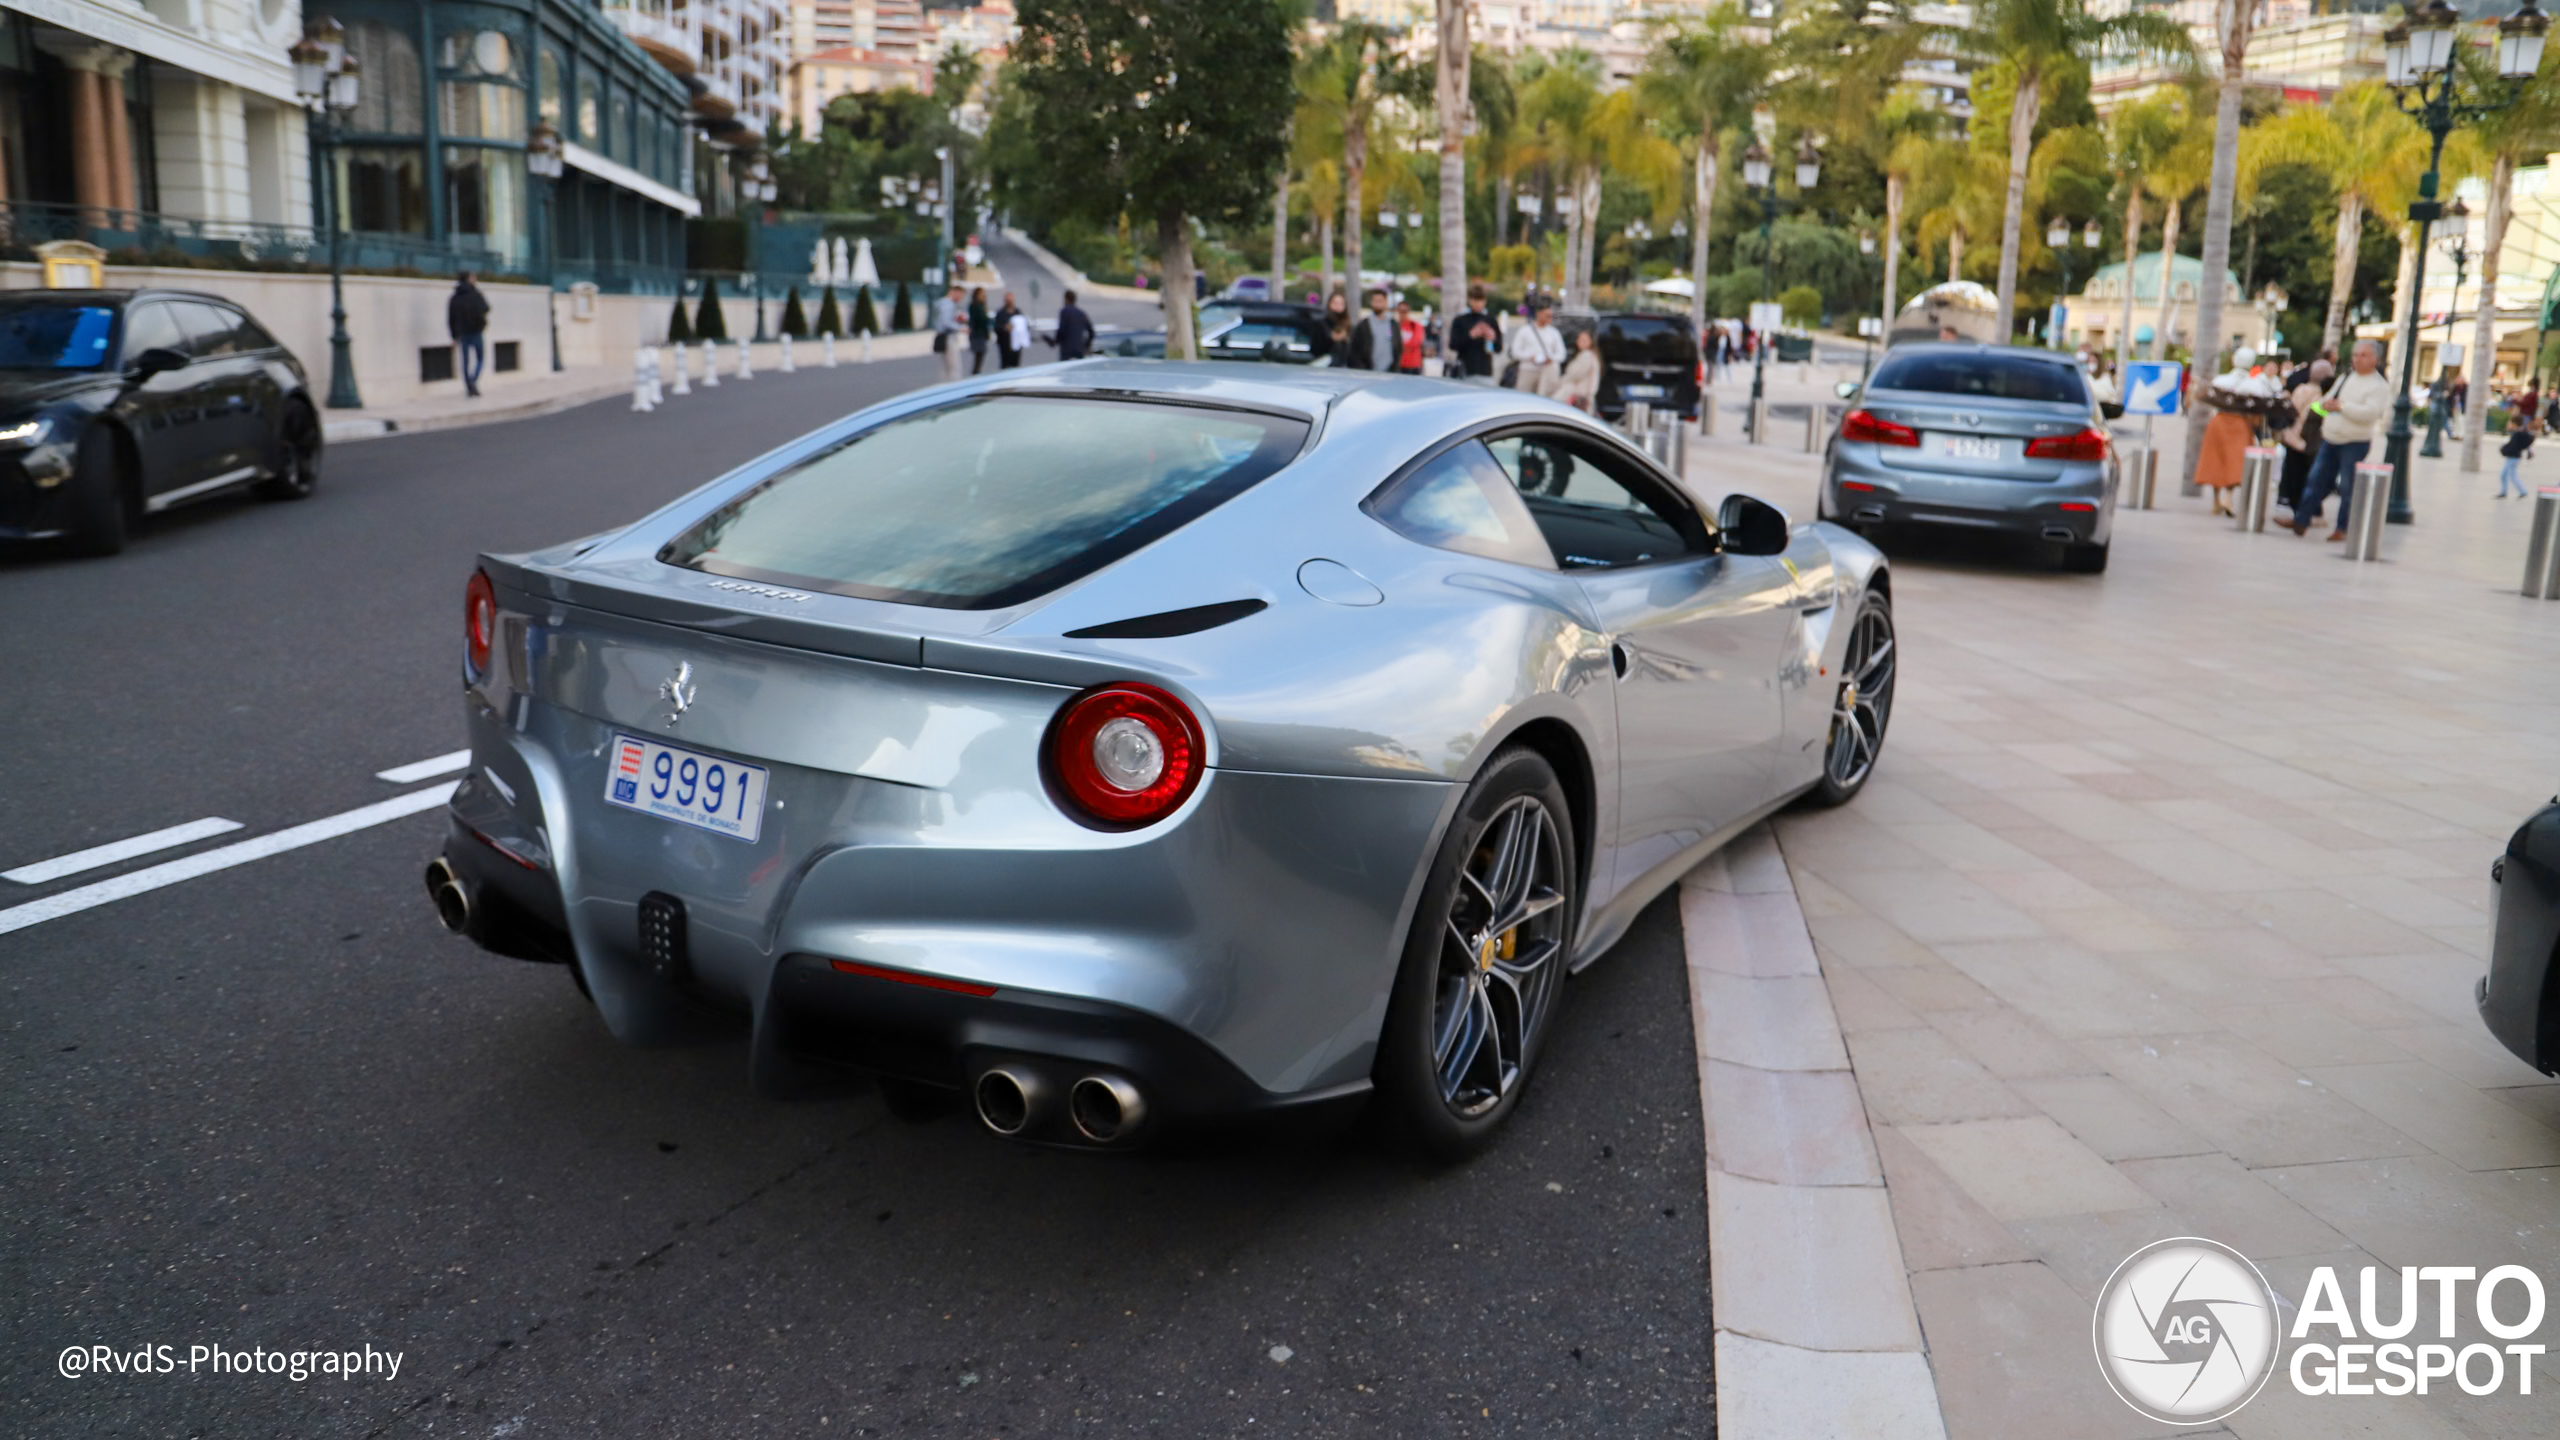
1677;432;2560;1437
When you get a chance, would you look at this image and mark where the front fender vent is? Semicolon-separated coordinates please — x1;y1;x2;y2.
1064;598;1267;640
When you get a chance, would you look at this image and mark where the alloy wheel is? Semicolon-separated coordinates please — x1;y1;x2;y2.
1432;795;1568;1117
1825;601;1896;789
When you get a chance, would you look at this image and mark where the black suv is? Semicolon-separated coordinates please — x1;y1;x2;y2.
1591;312;1702;422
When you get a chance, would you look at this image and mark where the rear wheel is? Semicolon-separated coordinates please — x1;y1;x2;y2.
1374;747;1577;1161
2061;540;2109;574
1804;588;1895;808
63;427;133;557
254;400;321;501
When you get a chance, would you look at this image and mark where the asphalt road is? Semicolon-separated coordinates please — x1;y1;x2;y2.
1;338;1710;1435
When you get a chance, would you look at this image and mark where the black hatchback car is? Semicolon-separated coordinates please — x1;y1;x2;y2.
2483;799;2560;1075
0;288;321;557
1592;312;1702;422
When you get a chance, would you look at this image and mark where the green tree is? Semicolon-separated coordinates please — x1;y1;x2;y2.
1942;0;2190;339
694;277;728;342
1639;5;1770;337
780;286;809;339
988;0;1296;359
2256;82;2432;355
666;293;694;344
815;286;842;338
2452;46;2560;472
889;282;913;333
1779;283;1824;327
851;285;881;336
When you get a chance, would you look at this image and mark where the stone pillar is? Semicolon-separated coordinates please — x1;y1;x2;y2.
99;55;139;219
36;38;136;228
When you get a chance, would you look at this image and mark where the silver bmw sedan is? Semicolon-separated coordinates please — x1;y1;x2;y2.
426;363;1894;1157
1818;342;2119;573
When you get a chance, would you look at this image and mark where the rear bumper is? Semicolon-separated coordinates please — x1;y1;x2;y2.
1823;448;2112;543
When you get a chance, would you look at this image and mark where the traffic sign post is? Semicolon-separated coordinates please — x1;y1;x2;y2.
2118;361;2182;508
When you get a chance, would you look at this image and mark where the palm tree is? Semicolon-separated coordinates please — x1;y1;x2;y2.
2105;95;2182;375
1639;6;1768;338
1519;50;1604;303
1905;134;2000;289
1948;0;2191;341
2140;99;2214;360
1434;0;1471;313
2257;83;2431;357
1873;95;1942;336
2454;47;2560;473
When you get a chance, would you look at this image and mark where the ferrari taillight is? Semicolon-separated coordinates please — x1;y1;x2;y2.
465;569;496;679
1045;682;1205;829
1839;409;1920;447
2026;427;2110;462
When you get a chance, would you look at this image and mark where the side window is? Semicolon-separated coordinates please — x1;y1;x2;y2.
1483;431;1710;569
120;303;188;362
1213;322;1312;357
1364;439;1557;570
174;302;241;357
232;312;279;352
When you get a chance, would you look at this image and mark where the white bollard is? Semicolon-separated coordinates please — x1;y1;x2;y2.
736;339;753;380
648;348;665;407
669;341;691;396
860;326;874;363
823;332;838;368
780;334;796;373
631;347;656;412
700;340;720;387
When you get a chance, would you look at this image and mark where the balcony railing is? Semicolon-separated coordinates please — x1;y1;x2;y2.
0;201;528;282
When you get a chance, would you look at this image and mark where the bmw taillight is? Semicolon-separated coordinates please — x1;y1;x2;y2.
1045;682;1205;828
465;569;496;679
2026;427;2110;462
1840;409;1920;447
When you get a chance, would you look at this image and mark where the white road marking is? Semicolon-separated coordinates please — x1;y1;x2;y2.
3;817;246;885
0;783;457;937
376;750;471;784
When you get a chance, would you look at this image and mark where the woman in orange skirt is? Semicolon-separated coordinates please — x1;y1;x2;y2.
2196;346;2280;517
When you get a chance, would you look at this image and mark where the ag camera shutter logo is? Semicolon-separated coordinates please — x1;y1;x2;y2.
2093;1237;2281;1424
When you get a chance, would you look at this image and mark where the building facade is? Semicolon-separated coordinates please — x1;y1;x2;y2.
2064;252;2277;358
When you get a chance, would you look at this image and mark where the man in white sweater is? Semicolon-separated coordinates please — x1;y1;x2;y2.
2291;339;2394;539
1506;303;1567;397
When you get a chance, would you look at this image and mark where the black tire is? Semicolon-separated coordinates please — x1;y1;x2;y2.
2061;540;2109;574
1374;747;1578;1161
254;400;321;501
1804;587;1896;808
63;426;132;557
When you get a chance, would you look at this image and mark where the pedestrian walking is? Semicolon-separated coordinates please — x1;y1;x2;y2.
447;271;491;398
1554;329;1602;411
995;292;1025;369
2290;339;2392;539
931;283;967;383
2499;398;2537;498
1343;288;1398;372
1449;284;1499;382
1504;303;1566;395
1003;300;1032;369
967;287;991;374
2276;358;2333;511
1392;300;1425;375
2449;369;2469;440
1051;289;1094;360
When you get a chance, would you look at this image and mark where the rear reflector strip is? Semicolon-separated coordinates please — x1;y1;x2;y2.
830;958;998;998
2058;501;2098;513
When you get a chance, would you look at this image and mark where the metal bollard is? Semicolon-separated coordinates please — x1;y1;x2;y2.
1624;400;1653;439
2123;448;2157;509
669;340;691;396
2343;461;2392;561
1804;403;1826;453
1749;395;1769;446
2237;446;2277;532
1669;419;1687;479
1700;393;1716;436
2524;486;2560;598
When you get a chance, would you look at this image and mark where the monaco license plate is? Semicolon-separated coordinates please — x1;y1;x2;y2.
605;734;768;842
1623;383;1667;399
1931;433;2009;462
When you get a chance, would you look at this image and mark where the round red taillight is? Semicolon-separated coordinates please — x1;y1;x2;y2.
464;569;497;678
1045;682;1206;828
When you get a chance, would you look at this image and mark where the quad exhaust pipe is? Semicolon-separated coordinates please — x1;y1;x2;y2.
970;1064;1147;1144
424;857;472;935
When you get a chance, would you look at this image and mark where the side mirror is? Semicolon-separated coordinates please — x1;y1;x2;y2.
2099;400;2125;420
1835;380;1861;399
1718;493;1791;557
124;346;188;383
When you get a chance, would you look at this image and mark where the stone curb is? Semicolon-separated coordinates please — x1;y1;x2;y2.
1686;824;1949;1439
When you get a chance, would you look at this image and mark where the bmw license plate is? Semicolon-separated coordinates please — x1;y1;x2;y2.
605;734;768;842
1931;433;2008;462
1623;383;1667;399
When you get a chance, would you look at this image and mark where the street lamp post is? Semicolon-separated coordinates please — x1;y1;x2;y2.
2377;0;2548;522
527;122;564;372
290;21;363;410
1742;136;1819;442
744;156;775;344
2421;197;2473;458
1858;229;1878;380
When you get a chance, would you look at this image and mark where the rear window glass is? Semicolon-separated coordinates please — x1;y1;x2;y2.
660;395;1308;609
1870;351;2088;404
0;300;116;369
1599;316;1696;362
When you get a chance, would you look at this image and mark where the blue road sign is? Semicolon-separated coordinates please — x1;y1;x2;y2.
2122;360;2184;417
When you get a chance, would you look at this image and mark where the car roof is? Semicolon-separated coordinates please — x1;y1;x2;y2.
1883;341;2076;362
9;288;240;308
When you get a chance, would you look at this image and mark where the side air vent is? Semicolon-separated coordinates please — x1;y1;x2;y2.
1064;598;1268;640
